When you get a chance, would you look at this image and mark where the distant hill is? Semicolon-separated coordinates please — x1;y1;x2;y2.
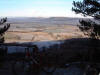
7;17;82;26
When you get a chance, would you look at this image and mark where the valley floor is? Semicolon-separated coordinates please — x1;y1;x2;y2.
5;25;84;43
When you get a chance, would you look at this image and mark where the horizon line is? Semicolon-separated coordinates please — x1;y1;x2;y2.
0;16;92;18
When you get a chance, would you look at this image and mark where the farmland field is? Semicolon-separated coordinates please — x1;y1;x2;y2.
5;17;84;42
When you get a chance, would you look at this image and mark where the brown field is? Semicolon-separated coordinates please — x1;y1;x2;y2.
5;25;84;43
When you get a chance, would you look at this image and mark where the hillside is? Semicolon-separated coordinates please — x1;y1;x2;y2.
5;17;85;43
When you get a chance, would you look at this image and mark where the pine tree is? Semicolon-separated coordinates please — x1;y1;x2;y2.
0;18;10;43
72;0;100;39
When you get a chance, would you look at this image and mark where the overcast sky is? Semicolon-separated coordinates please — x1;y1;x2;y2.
0;0;83;17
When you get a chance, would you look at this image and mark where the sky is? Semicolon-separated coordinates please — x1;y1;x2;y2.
0;0;83;17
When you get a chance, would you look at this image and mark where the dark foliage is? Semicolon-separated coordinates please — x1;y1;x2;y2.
78;19;100;38
0;17;10;43
72;0;100;39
